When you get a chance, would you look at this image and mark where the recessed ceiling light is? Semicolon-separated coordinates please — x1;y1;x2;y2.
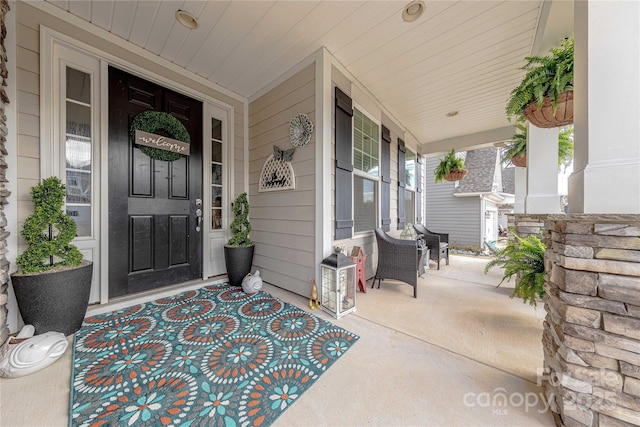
176;10;198;30
402;0;425;22
446;111;459;117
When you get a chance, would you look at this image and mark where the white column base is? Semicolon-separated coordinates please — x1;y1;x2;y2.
569;159;640;214
526;194;563;214
514;167;526;214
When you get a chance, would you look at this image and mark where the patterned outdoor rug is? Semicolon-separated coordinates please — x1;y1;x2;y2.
70;283;359;426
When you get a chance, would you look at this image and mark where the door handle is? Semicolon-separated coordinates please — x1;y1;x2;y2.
195;208;202;232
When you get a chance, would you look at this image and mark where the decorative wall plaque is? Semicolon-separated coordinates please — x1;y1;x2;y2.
289;113;313;147
259;146;296;192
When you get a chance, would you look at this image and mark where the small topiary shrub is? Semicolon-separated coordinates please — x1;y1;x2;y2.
16;177;83;274
227;192;253;247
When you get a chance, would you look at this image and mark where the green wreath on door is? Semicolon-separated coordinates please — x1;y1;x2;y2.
130;111;190;162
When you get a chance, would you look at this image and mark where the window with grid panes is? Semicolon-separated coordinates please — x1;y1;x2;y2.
405;149;416;225
353;108;379;233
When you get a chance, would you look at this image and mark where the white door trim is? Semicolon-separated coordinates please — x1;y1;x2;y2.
40;26;238;305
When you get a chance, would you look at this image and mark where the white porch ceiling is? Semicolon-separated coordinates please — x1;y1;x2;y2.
44;0;573;152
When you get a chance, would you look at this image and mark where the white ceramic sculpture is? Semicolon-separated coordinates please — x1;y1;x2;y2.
0;325;68;378
242;270;263;294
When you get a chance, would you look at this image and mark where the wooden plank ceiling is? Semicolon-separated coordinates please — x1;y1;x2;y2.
45;0;571;151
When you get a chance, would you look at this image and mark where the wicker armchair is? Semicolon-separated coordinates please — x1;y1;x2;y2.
414;223;450;270
373;228;418;298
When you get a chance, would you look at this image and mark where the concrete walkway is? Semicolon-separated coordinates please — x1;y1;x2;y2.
0;254;554;426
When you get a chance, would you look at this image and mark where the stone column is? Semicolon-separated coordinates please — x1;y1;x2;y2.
526;124;562;214
568;0;640;214
0;0;10;346
542;215;640;426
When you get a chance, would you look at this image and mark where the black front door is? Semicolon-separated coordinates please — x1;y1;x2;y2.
108;67;203;297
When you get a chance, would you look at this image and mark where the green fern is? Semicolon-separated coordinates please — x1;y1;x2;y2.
484;233;546;306
501;120;574;169
506;36;574;121
434;149;465;183
501;117;528;164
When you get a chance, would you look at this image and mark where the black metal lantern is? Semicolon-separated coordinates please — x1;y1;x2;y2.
320;247;356;318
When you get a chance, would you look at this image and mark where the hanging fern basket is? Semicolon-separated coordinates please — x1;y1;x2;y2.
523;90;574;129
444;169;468;182
511;154;527;168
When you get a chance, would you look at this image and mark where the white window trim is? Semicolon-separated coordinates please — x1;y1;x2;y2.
42;32;104;303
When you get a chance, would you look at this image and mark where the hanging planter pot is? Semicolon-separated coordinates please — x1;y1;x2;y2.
434;149;466;183
511;154;527;167
523;91;573;129
444;169;468;182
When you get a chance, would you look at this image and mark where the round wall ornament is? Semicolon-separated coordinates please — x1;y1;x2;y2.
130;111;190;162
289;113;313;147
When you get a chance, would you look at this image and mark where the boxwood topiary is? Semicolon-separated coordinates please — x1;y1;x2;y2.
16;177;83;274
227;192;253;247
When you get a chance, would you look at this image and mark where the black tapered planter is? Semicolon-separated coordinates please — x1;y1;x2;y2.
11;261;93;336
224;245;254;287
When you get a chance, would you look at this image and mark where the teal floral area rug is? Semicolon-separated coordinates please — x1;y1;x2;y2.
70;283;359;426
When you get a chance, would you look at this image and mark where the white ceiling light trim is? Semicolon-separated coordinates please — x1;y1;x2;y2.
402;0;425;22
175;10;198;29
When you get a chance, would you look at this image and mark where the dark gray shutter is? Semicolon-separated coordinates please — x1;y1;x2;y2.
335;87;353;240
380;125;391;231
397;138;406;230
416;154;423;224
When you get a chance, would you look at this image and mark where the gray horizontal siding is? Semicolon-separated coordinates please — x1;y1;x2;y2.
248;64;315;297
424;157;481;249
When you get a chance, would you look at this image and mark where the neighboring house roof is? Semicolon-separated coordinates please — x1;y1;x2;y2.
502;167;515;194
455;147;500;194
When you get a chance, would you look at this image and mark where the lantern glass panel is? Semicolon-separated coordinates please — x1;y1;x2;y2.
321;266;336;312
339;268;355;313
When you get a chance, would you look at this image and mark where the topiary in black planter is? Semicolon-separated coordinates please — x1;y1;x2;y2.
10;177;93;336
224;192;254;287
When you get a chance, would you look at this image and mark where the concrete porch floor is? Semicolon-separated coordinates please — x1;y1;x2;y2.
0;254;554;426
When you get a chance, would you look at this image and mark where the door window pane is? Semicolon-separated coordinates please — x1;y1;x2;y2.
211;118;223;230
66;67;91;104
65;66;92;237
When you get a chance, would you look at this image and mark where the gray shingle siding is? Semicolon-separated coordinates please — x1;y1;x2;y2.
455;147;499;194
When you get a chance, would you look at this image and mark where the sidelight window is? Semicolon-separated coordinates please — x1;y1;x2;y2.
65;67;93;237
211;118;223;230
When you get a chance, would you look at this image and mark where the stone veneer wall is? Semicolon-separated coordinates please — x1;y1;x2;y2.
0;0;10;346
508;213;546;238
542;214;640;426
